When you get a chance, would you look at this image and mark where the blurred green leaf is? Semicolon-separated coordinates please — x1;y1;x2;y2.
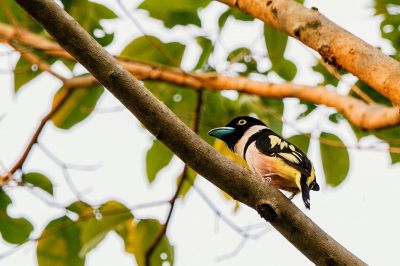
37;216;84;266
177;167;197;198
264;25;297;80
138;0;210;28
146;139;174;183
117;219;174;266
14;56;41;93
275;59;297;81
328;113;344;123
227;48;260;76
0;188;12;211
350;80;391;105
121;36;185;67
61;0;117;46
312;61;339;87
218;8;254;30
51;84;104;129
287;134;310;154
79;201;133;256
194;36;213;70
297;100;317;119
374;1;400;60
24;172;53;195
320;133;349;187
144;81;196;126
0;0;42;32
67;201;93;216
0;189;33;244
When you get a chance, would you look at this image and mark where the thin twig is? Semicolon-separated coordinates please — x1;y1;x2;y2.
0;87;73;186
145;90;204;265
318;59;374;104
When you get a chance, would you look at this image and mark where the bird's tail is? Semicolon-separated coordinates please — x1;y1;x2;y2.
300;175;310;209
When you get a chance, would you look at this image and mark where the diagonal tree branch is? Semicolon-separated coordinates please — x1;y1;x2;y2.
0;22;399;130
217;0;400;106
13;0;366;265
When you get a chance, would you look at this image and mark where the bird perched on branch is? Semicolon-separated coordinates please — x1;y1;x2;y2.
208;116;319;209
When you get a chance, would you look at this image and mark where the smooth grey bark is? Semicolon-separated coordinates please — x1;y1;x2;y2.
14;0;366;265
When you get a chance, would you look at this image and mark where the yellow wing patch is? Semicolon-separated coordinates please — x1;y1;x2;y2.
278;152;300;164
280;141;288;149
269;135;281;148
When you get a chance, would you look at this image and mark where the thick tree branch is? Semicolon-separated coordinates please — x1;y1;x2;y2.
13;0;366;265
217;0;400;106
1;22;398;130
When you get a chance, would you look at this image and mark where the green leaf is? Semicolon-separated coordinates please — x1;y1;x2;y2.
218;8;254;30
61;0;117;46
297;100;317;119
51;84;104;129
178;167;197;198
120;35;185;67
67;201;93;216
287;134;310;154
264;25;297;81
312;61;339;86
328;113;344;123
138;0;210;28
227;48;260;76
350;80;391;105
14;56;42;93
24;172;54;195
194;36;213;70
0;216;34;244
320;133;349;187
117;219;174;266
144;81;197;126
37;216;84;266
146;139;174;183
79;201;133;256
0;188;12;211
0;189;33;244
0;0;42;32
275;59;297;81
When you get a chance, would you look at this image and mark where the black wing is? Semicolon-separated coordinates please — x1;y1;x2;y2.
254;131;313;176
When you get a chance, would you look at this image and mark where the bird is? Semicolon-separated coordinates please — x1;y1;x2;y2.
208;116;319;209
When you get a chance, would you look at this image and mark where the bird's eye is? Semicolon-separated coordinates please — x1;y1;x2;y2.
237;119;247;125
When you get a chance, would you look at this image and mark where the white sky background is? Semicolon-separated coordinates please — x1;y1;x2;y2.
0;0;400;265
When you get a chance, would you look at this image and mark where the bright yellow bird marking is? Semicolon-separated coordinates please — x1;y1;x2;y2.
280;141;288;149
279;153;300;164
269;135;281;148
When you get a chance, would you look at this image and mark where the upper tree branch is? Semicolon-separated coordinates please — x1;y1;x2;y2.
217;0;400;106
0;22;398;130
13;0;366;265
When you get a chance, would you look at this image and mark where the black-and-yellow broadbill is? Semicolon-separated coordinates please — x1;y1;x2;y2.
208;116;319;209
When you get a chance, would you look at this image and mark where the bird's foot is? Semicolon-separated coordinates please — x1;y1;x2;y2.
288;191;298;200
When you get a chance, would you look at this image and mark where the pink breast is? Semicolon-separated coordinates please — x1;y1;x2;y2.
245;144;276;176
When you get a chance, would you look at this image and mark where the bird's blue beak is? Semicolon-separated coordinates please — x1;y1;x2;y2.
208;127;235;139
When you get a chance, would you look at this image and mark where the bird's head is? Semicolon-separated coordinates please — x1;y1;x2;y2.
208;116;266;151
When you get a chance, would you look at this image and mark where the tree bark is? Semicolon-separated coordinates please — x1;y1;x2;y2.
13;0;366;265
217;0;400;106
1;22;399;130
